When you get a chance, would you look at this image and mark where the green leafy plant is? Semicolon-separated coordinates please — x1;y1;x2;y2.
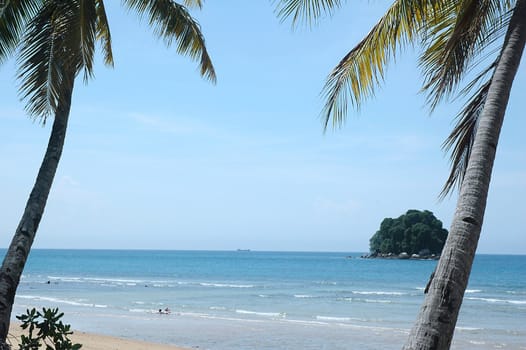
16;308;81;350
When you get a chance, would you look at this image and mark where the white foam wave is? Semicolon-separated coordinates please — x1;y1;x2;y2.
469;340;486;345
456;327;483;331
294;294;314;298
340;297;393;304
209;306;226;310
47;276;84;283
316;316;351;322
129;308;151;313
16;295;107;308
235;309;285;318
85;277;144;284
506;290;526;295
467;297;526;305
352;291;405;296
45;276;185;288
465;289;482;294
43;276;258;291
200;283;254;288
364;299;392;303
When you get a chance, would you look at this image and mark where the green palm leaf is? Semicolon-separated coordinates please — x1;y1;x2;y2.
17;1;80;121
274;0;344;26
78;0;98;81
94;0;114;67
0;0;42;63
440;79;490;197
123;0;216;83
420;0;511;108
183;0;203;9
320;0;443;129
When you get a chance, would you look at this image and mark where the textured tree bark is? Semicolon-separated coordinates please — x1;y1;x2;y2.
0;80;74;348
403;0;526;349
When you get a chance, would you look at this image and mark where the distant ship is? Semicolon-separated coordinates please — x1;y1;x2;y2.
236;249;251;252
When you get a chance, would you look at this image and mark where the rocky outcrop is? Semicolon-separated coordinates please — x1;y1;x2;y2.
360;251;440;260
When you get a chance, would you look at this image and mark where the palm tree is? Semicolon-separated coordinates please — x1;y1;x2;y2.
276;0;525;348
0;1;215;347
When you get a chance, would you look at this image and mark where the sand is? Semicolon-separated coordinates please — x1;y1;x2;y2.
8;323;191;350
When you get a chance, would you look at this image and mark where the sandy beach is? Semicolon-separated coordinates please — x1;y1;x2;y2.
8;323;190;350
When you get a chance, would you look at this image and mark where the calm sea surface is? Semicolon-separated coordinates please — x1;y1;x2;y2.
6;250;526;349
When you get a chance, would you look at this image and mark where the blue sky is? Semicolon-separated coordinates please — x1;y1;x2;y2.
1;1;525;253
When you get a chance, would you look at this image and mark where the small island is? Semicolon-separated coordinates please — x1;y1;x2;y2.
363;209;448;260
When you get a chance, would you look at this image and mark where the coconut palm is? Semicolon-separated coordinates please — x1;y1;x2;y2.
276;0;525;348
0;0;215;347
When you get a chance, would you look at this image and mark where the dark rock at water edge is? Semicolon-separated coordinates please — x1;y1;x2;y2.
360;251;440;260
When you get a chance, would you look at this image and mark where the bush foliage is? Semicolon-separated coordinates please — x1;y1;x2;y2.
369;209;448;255
16;307;82;350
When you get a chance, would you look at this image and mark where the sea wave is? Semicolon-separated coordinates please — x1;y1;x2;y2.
364;299;392;303
316;316;352;322
506;290;526;295
456;326;483;332
465;289;482;294
16;295;107;308
466;297;526;305
209;306;227;310
414;287;483;294
47;276;85;283
468;340;486;345
294;294;315;298
352;291;405;296
316;281;338;286
235;309;285;318
44;276;237;289
128;308;151;313
339;297;392;304
200;283;254;288
44;275;259;290
46;276;181;287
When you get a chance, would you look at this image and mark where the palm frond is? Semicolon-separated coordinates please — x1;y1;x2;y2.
94;0;114;67
183;0;203;9
17;1;80;122
0;0;42;63
274;0;344;27
123;0;216;83
421;0;510;108
320;0;444;129
439;70;494;198
78;0;98;81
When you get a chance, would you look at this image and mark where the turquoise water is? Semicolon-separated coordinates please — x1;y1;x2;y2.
7;250;526;349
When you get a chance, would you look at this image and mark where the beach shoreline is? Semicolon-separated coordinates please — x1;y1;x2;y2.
8;323;191;350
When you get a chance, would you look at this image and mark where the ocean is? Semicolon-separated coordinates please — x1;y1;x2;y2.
7;250;526;349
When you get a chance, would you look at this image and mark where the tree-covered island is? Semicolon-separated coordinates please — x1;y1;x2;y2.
367;210;448;259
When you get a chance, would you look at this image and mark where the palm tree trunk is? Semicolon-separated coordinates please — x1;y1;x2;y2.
0;78;74;348
403;1;526;349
